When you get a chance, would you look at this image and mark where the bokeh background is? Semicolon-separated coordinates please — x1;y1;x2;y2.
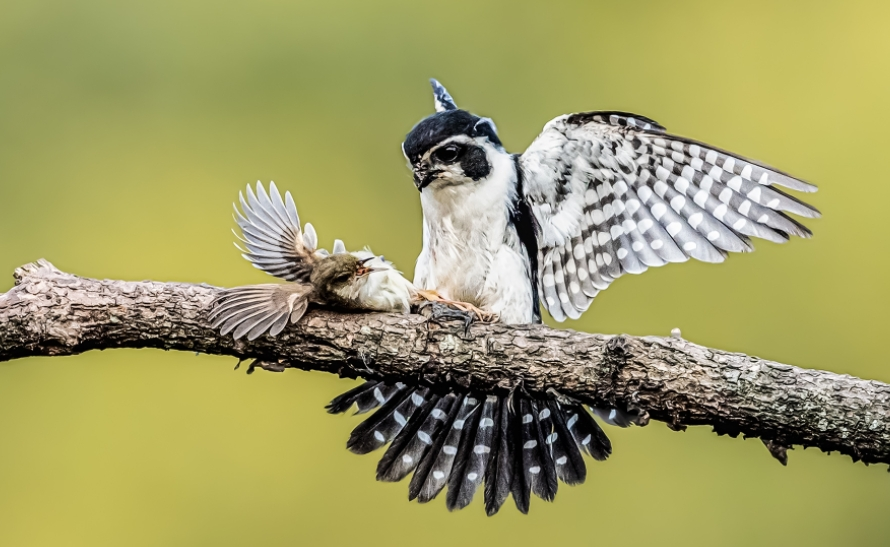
1;1;889;545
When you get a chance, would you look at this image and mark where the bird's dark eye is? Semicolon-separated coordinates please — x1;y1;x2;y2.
433;144;461;164
333;273;351;284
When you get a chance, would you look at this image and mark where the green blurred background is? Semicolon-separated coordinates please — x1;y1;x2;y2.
1;0;889;545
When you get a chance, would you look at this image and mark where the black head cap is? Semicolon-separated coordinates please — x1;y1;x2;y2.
403;110;502;164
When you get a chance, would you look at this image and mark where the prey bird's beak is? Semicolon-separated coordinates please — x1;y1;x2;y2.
356;255;383;277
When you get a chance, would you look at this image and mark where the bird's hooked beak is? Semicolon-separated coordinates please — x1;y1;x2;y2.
413;163;439;192
356;256;384;277
403;140;439;192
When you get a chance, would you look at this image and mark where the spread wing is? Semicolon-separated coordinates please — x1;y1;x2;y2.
234;181;319;282
519;112;820;321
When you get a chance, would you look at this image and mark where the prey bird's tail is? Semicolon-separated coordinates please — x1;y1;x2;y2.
210;283;312;341
327;382;619;515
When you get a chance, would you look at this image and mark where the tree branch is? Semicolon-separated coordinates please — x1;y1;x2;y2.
2;260;888;468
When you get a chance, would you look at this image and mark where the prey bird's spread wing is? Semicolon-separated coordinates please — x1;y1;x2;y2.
210;180;321;340
518;112;820;321
235;181;319;282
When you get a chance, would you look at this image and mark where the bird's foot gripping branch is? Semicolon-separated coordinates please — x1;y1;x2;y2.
2;261;889;507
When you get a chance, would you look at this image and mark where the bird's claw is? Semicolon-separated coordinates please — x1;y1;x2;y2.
605;334;629;356
413;289;498;323
448;301;498;323
417;301;476;334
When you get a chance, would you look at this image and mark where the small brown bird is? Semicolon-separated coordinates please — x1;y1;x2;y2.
211;253;381;340
210;182;491;341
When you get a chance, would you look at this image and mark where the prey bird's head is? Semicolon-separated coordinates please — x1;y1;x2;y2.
402;79;505;192
311;253;379;301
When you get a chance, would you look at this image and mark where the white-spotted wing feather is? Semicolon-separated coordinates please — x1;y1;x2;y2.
520;112;820;321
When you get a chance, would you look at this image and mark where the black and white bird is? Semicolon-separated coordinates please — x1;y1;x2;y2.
328;80;819;514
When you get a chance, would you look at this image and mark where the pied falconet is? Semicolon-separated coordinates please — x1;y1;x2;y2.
328;79;819;515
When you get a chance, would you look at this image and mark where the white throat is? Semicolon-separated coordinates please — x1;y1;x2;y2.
415;142;524;310
419;142;516;239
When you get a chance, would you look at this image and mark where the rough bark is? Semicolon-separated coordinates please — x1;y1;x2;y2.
1;260;888;467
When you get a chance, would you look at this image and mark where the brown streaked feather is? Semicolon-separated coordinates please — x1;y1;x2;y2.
210;282;313;341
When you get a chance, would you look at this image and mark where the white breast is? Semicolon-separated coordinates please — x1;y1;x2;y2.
358;269;412;313
414;145;535;324
342;252;412;313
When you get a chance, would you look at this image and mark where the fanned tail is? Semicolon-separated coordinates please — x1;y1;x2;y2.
209;283;311;341
327;381;621;515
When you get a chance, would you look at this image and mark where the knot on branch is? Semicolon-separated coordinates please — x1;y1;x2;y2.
600;334;650;426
